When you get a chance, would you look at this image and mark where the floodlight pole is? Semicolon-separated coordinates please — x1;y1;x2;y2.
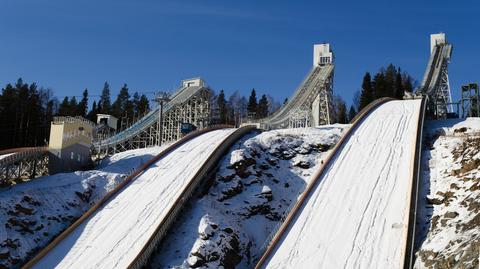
154;92;171;146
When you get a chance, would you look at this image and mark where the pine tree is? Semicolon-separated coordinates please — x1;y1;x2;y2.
137;94;150;116
348;105;357;122
111;84;130;118
257;94;269;118
111;84;132;129
384;64;397;98
359;72;373;110
87;100;97;122
373;71;387;99
99;82;111;114
69;96;78;115
334;96;347;124
217;90;227;124
0;79;54;148
394;70;404;99
58;97;70;116
78;88;89;117
247;89;257;119
403;75;414;93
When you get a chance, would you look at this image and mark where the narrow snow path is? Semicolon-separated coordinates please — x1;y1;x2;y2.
0;153;14;161
264;100;422;269
32;128;236;269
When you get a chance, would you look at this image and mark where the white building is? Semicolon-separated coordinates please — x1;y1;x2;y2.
182;77;206;88
97;114;118;131
430;33;446;54
313;43;334;67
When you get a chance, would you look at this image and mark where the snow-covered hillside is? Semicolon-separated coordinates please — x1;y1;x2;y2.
0;146;165;269
151;125;348;268
415;118;480;269
31;129;236;269
261;100;422;269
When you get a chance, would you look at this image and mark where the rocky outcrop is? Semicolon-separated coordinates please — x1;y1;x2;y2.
152;126;348;268
415;122;480;269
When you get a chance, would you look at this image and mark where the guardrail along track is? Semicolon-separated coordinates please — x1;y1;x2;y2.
403;96;427;269
22;125;234;269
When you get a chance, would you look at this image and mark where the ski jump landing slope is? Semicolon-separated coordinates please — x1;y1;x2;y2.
261;99;422;269
31;129;236;269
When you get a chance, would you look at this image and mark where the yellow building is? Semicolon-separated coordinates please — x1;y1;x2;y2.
48;116;95;173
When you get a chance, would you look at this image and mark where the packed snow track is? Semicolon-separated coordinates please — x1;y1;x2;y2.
259;99;423;269
28;128;236;269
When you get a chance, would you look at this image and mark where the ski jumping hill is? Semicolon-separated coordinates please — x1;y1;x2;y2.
26;128;243;269
258;99;424;269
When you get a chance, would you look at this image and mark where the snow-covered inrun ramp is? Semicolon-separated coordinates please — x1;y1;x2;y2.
263;100;422;269
31;128;236;269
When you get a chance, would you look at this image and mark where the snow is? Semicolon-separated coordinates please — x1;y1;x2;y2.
0;153;14;161
414;117;480;268
151;125;348;268
261;185;272;194
0;146;166;268
0;146;165;266
30;128;236;269
263;100;422;268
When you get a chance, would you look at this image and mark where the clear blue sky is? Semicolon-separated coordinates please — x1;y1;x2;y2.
0;0;478;107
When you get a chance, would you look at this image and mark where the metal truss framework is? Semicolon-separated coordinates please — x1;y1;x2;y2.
93;88;211;159
161;92;210;143
432;59;452;118
0;148;49;187
418;41;453;119
259;64;334;129
315;70;334;126
461;83;480;118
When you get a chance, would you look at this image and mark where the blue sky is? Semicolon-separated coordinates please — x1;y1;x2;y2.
0;0;478;107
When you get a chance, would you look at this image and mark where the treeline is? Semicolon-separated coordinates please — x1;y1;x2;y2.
57;82;150;129
0;65;414;149
0;79;151;149
214;88;280;125
330;64;416;124
357;64;414;111
0;79;54;149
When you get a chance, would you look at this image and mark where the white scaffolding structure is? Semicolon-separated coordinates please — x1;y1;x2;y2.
93;78;212;157
418;33;453;118
258;44;334;130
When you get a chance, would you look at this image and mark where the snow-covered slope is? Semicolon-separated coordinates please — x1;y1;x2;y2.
0;146;165;269
263;100;422;269
414;118;480;269
30;129;236;269
0;153;14;161
151;125;348;268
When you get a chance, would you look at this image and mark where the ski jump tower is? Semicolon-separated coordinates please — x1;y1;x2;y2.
259;43;334;129
417;33;453;118
93;78;211;156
